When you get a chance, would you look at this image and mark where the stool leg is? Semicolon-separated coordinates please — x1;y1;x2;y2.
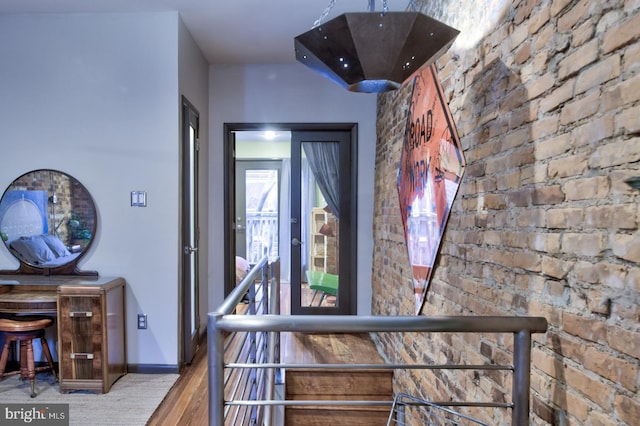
0;340;11;377
19;341;28;380
39;337;57;379
24;340;36;398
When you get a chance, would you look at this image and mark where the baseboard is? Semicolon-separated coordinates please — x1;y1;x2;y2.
127;364;180;374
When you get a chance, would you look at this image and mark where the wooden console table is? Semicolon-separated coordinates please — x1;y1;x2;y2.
0;275;126;393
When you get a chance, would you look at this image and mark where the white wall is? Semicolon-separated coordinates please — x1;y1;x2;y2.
179;18;210;339
0;12;183;366
209;64;377;315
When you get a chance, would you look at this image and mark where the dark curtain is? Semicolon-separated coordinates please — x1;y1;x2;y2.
302;141;340;219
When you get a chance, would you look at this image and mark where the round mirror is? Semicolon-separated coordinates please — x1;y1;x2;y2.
0;169;97;276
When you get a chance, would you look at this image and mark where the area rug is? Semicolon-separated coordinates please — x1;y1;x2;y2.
0;372;180;425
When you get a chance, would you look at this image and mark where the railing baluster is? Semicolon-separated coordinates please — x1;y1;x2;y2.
207;313;225;426
211;256;547;426
512;329;532;426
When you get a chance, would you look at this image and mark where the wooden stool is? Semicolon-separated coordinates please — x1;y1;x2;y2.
0;316;57;397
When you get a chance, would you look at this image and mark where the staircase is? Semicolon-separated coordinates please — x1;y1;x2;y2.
282;333;392;426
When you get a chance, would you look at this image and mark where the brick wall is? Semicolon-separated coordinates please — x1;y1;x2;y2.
372;0;640;424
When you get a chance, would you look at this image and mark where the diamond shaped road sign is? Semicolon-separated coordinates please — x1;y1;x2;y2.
397;64;466;314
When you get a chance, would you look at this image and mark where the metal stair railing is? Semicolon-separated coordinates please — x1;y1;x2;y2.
208;257;548;426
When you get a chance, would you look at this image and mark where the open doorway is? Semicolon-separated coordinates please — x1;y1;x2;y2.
224;124;358;315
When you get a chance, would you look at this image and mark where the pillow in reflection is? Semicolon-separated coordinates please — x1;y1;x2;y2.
41;234;71;257
10;236;56;265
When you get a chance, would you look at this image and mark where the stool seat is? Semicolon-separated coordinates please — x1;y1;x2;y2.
0;317;54;333
0;315;57;397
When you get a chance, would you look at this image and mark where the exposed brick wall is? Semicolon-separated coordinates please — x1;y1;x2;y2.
372;0;640;424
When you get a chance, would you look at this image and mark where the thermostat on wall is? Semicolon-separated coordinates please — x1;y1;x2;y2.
131;191;147;207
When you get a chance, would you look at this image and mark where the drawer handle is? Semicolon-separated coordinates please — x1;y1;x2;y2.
69;311;93;318
70;353;94;360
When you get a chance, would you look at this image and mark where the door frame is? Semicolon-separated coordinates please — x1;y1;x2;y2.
223;123;358;315
290;130;354;315
180;96;200;366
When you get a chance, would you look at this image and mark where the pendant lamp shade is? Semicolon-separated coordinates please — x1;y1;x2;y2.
294;12;459;93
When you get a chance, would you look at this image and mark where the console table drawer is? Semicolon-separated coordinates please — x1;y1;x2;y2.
57;278;126;394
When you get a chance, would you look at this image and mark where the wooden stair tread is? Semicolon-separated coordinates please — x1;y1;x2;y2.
286;405;390;413
282;332;385;365
284;332;392;425
285;408;389;426
286;371;391;394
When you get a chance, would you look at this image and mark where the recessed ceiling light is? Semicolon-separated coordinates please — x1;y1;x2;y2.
263;131;277;140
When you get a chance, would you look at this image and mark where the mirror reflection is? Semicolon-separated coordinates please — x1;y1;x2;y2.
0;169;97;275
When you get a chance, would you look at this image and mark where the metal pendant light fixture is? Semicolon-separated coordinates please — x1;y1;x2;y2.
294;0;460;93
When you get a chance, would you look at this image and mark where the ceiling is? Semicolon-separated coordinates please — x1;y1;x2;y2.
0;0;410;64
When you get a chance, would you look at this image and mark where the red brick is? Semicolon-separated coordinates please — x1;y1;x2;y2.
573;116;615;150
611;232;640;263
583;205;637;230
572;19;594;47
575;261;629;288
557;0;592;33
532;185;565;205
623;38;640;73
539;79;574;113
561;232;605;256
588;410;617;426
550;0;573;16
559;90;600;126
515;40;531;64
527;73;555;99
547;208;584;229
563;391;591;423
497;170;522;191
558;39;598;79
533;233;561;253
534;24;555;51
531;115;560;140
563;313;607;343
541;255;573;279
532;348;563;378
590;138;640;168
512;251;541;272
534;133;571;160
583;347;638;391
564;364;612;409
618;106;640;134
548;153;588;179
603;12;640;53
514;0;536;24
563;176;610;201
615;393;640;425
508;20;531;53
516;208;546;227
575;54;621;95
607;325;640;360
603;73;640;111
529;6;550;34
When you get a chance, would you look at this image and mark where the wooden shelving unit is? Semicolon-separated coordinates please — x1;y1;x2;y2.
309;208;327;272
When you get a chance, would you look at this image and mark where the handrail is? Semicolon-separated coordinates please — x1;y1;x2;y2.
217;255;269;315
214;314;547;334
208;261;547;426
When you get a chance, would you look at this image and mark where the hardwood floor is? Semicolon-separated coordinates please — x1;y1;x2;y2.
146;284;386;425
147;340;209;426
